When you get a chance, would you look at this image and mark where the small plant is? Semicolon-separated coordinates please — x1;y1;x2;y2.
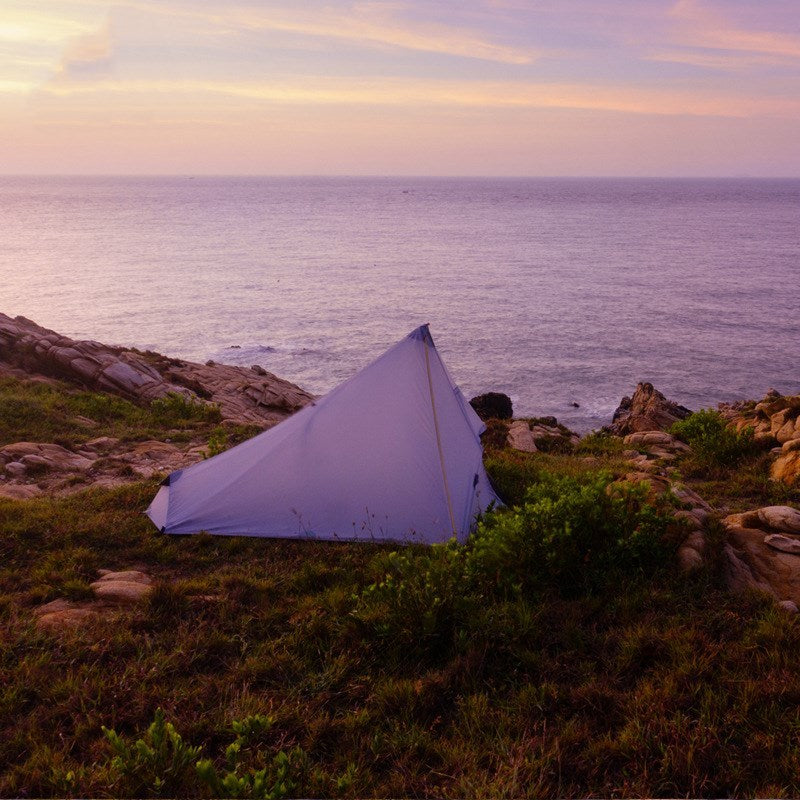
150;392;222;425
671;409;758;470
196;714;302;799
575;430;627;455
102;710;304;799
102;708;201;797
205;429;228;459
353;542;472;660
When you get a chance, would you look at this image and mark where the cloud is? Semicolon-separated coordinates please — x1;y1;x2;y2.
668;0;800;61
68;0;536;64
55;18;113;79
37;75;800;118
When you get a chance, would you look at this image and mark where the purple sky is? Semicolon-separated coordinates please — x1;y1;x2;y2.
2;0;799;175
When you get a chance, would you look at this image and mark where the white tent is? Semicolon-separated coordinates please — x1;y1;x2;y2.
147;325;500;544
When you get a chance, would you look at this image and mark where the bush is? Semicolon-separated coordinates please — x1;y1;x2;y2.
466;471;674;597
671;410;758;470
354;471;675;660
150;392;221;425
352;543;473;661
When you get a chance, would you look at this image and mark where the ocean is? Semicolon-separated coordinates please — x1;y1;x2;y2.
2;176;798;431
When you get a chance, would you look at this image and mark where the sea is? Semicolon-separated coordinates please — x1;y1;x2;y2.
2;176;798;431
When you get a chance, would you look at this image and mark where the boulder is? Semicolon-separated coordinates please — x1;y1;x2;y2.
757;506;800;534
772;450;800;487
507;420;537;453
609;382;691;435
469;392;513;421
35;600;100;630
722;511;800;604
0;442;93;473
764;534;800;556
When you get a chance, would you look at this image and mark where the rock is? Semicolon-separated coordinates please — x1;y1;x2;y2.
722;542;775;597
89;569;153;604
772;450;800;486
0;483;42;500
35;601;100;630
623;431;690;452
469;392;513;421
722;513;800;603
3;461;26;477
778;600;799;614
671;484;712;512
91;581;152;603
0;313;313;427
678;545;704;572
83;436;121;452
507;420;537;453
757;506;800;534
95;570;152;585
764;534;800;555
609;383;691;435
0;442;93;472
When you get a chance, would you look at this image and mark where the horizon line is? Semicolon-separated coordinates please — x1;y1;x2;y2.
3;173;800;180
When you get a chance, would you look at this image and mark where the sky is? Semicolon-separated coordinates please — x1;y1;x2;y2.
1;0;799;175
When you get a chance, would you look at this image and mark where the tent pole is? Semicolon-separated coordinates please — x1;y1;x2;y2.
423;337;458;538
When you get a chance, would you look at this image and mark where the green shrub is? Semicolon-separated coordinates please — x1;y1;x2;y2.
352;543;473;660
671;410;758;470
575;430;627;455
102;708;201;797
467;471;674;597
102;710;304;799
354;471;675;660
150;392;221;424
196;714;303;799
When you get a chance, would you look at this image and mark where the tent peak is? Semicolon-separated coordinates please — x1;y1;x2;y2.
408;323;432;343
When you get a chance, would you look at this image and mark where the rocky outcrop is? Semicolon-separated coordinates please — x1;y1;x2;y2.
0;437;197;495
722;507;800;606
609;382;691;436
506;418;580;454
0;313;312;426
720;390;800;486
623;430;690;461
469;392;513;421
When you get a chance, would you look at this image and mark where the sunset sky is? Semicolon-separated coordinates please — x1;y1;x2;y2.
2;0;799;175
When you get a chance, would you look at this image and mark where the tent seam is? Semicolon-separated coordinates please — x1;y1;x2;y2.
423;334;458;538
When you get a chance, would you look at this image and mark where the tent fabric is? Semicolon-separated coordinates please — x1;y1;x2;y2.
146;325;500;544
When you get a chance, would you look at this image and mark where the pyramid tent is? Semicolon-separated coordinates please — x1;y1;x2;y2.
146;325;500;544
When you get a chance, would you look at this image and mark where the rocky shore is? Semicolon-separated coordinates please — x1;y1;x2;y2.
2;314;799;613
0;313;312;426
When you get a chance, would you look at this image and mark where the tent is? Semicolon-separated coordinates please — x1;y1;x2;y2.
146;325;500;544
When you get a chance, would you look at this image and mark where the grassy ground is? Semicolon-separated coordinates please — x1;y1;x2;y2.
2;379;800;797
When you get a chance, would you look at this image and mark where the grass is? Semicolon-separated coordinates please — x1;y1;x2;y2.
0;376;223;448
2;472;800;797
3;381;800;796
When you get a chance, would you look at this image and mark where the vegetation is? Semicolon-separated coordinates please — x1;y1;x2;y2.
2;379;800;796
0;377;222;448
669;409;798;512
671;409;760;472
